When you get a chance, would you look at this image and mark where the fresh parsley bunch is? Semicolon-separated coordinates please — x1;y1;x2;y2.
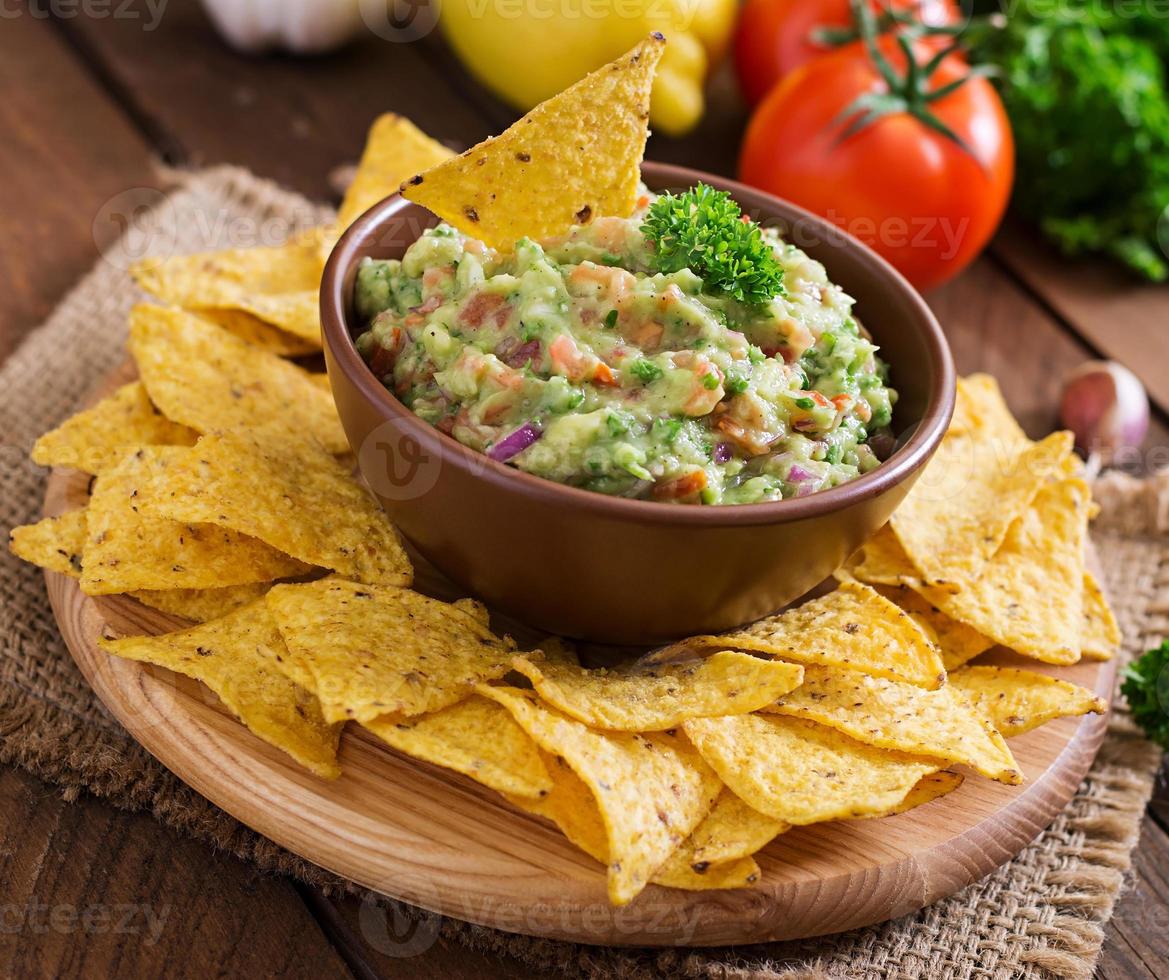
641;183;785;304
979;3;1169;280
1121;639;1169;750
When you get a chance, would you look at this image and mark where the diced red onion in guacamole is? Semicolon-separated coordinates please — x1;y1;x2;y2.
489;422;542;462
788;464;817;489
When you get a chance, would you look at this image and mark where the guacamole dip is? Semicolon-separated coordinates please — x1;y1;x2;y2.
355;186;896;505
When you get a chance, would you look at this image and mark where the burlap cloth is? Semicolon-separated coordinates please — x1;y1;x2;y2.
1;168;1165;980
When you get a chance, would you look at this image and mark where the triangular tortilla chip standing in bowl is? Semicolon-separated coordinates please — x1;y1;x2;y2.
400;33;665;248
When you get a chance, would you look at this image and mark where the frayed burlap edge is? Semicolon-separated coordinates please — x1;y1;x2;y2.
0;166;1164;980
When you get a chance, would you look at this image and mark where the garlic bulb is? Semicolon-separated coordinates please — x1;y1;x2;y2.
200;0;367;55
1059;360;1149;465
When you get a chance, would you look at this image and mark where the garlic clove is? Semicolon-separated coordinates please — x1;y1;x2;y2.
200;0;365;55
1059;360;1149;464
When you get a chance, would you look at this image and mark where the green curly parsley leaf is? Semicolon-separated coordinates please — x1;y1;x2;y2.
979;4;1169;281
641;184;785;304
1120;639;1169;750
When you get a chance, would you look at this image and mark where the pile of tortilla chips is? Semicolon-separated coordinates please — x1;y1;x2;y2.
8;40;1117;908
838;374;1119;667
11;364;1116;906
8;99;474;776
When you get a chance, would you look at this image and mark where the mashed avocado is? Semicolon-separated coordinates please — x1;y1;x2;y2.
355;189;896;505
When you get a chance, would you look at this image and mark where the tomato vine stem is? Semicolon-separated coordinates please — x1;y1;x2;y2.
830;0;996;165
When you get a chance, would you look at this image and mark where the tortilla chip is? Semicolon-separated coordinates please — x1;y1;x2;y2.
1064;454;1089;479
839;524;954;591
481;684;720;905
193;308;321;356
452;597;491;629
949;374;1090;480
666;581;945;690
130;583;274;623
509;650;803;731
266;578;514;723
949;374;1029;448
262;619;319;696
402;35;664;249
762;665;1022;783
8;509;87;577
839;526;902;586
363;695;551;798
890;430;1073;585
652;851;760;891
506;751;606;854
910;479;1090;665
129;305;347;453
948;665;1107;738
1081;571;1121;661
134;429;411;586
81;448;308;595
683;714;938;825
531;635;578;664
337;114;455;233
508;753;760;893
682;789;788;868
100;600;342;778
871;584;994;671
31;381;198;475
131;232;324;341
862;771;965;817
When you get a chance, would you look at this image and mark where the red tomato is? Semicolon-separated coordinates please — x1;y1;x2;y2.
738;40;1013;291
734;0;960;106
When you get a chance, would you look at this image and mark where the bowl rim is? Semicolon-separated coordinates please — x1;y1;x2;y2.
321;161;955;528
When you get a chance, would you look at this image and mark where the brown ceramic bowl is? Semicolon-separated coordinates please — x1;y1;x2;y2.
321;162;954;644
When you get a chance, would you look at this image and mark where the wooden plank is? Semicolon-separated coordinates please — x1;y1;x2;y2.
1098;813;1169;980
927;255;1169;446
55;0;492;202
0;766;354;978
297;887;523;980
60;0;749;204
0;5;157;358
0;13;357;979
993;223;1169;421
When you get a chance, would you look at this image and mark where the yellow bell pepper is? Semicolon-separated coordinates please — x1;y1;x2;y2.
439;0;737;136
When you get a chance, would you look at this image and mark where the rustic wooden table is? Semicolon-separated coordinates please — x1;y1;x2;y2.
2;1;1167;975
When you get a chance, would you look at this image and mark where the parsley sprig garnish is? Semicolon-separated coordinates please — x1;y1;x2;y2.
1121;639;1169;750
641;184;785;305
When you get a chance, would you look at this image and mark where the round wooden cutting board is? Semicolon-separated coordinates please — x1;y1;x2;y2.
43;455;1115;948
